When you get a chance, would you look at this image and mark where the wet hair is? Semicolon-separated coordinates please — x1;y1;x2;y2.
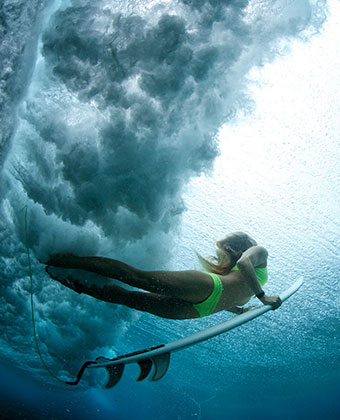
217;231;257;253
196;231;257;275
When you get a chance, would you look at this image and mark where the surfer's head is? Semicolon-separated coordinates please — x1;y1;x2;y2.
195;232;256;275
217;231;257;254
215;232;257;269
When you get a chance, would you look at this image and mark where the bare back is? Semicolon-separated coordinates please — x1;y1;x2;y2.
214;270;254;312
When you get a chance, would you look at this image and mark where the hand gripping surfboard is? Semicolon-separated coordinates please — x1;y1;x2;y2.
67;277;303;388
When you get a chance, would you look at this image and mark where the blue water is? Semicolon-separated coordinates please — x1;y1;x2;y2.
1;0;340;419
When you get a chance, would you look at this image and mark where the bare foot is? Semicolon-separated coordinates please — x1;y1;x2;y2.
45;266;83;294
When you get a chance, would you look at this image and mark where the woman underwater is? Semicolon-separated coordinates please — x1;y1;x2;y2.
45;231;282;319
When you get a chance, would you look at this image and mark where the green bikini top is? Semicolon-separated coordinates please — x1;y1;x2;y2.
231;265;268;287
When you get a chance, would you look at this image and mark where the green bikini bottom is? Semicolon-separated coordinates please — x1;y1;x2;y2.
193;273;223;318
193;266;268;318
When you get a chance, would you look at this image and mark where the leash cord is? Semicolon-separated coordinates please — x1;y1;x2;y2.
22;206;67;385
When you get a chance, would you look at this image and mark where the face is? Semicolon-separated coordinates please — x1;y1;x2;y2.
226;248;243;265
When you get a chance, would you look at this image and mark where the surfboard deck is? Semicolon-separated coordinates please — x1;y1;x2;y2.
81;277;303;388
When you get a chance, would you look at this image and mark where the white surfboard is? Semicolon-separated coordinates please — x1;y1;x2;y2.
70;277;303;388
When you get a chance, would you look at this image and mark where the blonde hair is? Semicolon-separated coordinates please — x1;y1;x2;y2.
196;232;257;275
195;247;232;275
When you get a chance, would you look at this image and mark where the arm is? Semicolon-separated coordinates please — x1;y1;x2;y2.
236;246;282;310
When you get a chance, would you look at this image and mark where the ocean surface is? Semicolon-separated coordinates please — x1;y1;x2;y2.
0;0;339;419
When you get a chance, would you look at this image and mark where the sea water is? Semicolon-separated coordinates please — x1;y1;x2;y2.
0;0;339;419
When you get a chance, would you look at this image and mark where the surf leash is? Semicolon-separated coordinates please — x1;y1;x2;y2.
22;205;71;385
22;206;114;386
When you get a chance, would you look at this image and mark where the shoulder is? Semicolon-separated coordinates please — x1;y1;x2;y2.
250;245;268;258
238;245;268;267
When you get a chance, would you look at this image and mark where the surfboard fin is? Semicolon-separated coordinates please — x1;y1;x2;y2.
104;363;125;389
150;352;170;381
136;353;171;383
96;358;125;389
136;358;153;382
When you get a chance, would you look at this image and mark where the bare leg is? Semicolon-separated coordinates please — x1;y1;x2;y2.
46;254;213;303
123;291;199;320
46;269;199;320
